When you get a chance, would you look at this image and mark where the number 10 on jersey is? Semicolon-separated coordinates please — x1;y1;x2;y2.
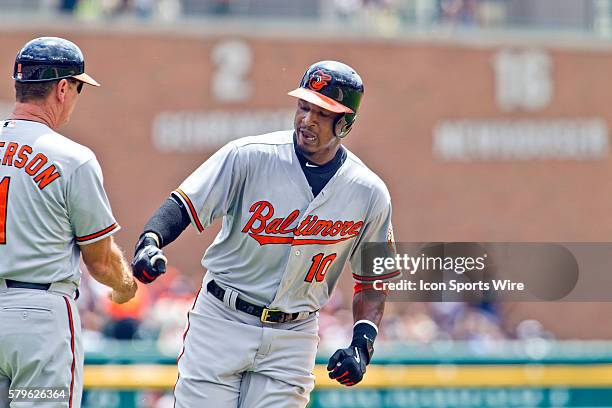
304;253;337;283
0;177;9;245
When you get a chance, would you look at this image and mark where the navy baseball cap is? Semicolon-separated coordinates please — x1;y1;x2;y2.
288;60;363;114
13;37;100;87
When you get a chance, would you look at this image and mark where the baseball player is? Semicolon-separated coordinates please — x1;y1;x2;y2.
132;60;399;407
0;37;137;408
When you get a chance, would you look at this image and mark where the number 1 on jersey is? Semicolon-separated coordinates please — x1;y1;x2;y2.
0;177;9;245
305;253;337;283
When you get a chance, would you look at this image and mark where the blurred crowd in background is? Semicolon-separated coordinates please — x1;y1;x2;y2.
78;265;194;356
53;0;498;25
54;0;507;29
0;0;609;46
2;0;608;38
77;263;552;357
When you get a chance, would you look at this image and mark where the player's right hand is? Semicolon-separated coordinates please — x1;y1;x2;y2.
131;233;167;284
327;346;367;386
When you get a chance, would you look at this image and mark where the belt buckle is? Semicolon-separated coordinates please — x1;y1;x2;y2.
261;307;281;323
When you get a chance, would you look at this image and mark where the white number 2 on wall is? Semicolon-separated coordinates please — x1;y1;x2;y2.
211;40;253;103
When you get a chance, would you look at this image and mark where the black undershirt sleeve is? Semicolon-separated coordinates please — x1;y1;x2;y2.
142;196;191;248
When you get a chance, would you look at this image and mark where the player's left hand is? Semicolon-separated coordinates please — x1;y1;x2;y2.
327;346;367;386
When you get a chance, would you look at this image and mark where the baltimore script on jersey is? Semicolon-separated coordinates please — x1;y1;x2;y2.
240;200;364;245
0;133;61;190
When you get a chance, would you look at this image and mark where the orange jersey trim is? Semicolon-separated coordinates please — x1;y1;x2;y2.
75;223;119;243
63;297;75;408
354;282;389;295
354;282;374;294
174;189;204;233
352;270;401;282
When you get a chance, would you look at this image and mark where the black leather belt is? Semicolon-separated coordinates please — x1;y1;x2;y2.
5;279;79;299
207;280;313;324
6;280;51;290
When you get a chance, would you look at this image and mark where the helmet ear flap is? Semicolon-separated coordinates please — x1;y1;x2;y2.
335;113;356;138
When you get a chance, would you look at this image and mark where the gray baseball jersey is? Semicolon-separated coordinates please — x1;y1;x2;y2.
173;130;398;312
0;119;119;285
0;119;118;408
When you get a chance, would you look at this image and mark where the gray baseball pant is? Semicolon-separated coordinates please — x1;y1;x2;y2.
0;280;82;408
174;278;319;408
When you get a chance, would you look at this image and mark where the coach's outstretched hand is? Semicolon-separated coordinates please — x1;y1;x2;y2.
109;278;138;304
132;233;167;284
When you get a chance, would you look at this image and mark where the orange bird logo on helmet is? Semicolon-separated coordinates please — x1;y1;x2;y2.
308;70;332;91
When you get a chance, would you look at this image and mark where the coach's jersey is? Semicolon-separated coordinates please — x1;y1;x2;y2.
174;130;398;313
0;119;119;285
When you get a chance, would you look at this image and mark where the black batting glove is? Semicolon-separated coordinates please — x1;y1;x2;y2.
327;322;377;387
327;345;367;386
131;232;167;284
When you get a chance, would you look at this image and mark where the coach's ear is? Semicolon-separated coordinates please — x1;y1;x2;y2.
55;79;71;103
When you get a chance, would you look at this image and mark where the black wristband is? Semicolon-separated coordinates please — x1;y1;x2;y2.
142;197;190;248
350;322;377;365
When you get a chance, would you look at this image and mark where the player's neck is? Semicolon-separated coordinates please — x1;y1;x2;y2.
301;144;342;166
11;102;60;131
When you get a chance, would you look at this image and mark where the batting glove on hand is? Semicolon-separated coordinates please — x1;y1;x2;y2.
132;233;167;284
327;322;377;387
327;346;367;386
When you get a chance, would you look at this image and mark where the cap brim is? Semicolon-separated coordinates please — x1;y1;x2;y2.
73;73;100;87
288;88;353;114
